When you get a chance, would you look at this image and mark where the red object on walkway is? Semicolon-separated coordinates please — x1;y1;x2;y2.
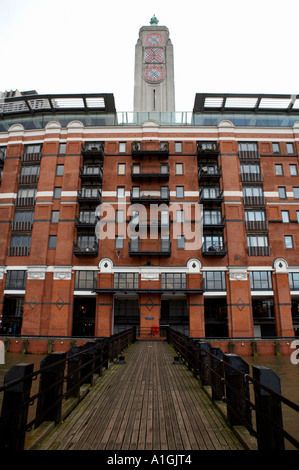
151;325;159;335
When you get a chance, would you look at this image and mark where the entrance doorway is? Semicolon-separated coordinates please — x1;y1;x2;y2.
114;298;139;334
72;297;96;336
160;299;189;335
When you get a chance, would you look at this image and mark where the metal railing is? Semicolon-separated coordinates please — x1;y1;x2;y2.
167;328;299;450
0;328;136;450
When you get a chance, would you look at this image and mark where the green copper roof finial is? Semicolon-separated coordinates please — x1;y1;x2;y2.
150;14;159;25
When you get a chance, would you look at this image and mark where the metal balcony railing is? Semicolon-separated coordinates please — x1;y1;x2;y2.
79;166;103;181
241;172;263;183
21;152;42;163
239;150;260;160
243;195;265;206
248;246;271;256
130;189;170;204
15;197;36;208
245;220;268;231
77;189;102;204
202;242;227;256
8;246;30;256
129;239;171;256
18;174;39;186
131;164;169;181
73;241;98;256
11;221;33;232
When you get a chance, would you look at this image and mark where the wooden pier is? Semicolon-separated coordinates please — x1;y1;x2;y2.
30;340;244;451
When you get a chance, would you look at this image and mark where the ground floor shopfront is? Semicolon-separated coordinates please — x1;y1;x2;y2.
0;260;298;355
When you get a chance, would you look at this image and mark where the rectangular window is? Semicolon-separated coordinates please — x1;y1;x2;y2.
275;164;283;176
203;210;222;225
281;210;290;223
114;273;139;289
13;211;34;223
238;142;258;151
293;187;299;199
74;271;96;290
290;164;298;176
203;271;226;291
5;270;27;290
245;210;265;222
175;163;184;175
285;235;293;249
132;164;140;174
204;235;223;250
176;210;184;223
48;235;57;249
297;211;299;223
161;273;186;290
56;165;64;176
10;235;31;248
51;211;59;223
119;142;126;153
116;210;124;223
160;163;168;174
278;187;286;199
177;235;185;249
289;273;299;290
117;186;125;198
24;144;42;154
286;143;294;154
241;163;261;174
17;187;36;199
272;143;280;154
58;143;66;154
118;163;126;175
176;186;184;198
250;271;272;290
243;186;263;197
247;234;268;247
175;142;182;153
54;187;62;199
115;235;124;249
20;165;40;176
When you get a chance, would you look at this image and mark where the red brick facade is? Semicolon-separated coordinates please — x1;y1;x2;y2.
0;95;299;355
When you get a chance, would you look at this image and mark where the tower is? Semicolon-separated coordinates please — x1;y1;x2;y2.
133;15;175;112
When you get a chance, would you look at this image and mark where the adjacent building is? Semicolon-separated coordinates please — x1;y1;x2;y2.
0;17;299;354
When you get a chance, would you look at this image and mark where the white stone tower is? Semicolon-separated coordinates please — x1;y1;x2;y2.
133;15;175;112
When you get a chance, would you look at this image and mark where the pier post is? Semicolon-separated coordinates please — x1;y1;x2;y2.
223;353;251;427
252;365;285;450
0;363;34;449
35;352;66;428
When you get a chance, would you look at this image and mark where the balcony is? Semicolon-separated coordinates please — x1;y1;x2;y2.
81;144;104;162
21;152;42;163
203;216;226;230
15;197;36;208
129;239;171;256
198;166;221;182
245;220;268;232
243;195;265;206
129;216;170;232
199;189;223;204
239;150;260;161
131;164;169;181
75;214;98;229
79;166;103;182
11;221;33;232
241;172;263;183
248;246;271;256
18;174;39;186
202;242;227;256
131;144;169;159
8;246;30;256
73;241;98;257
130;189;170;204
77;189;102;204
197;143;219;157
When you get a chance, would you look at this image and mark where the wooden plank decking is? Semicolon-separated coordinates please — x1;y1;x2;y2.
33;341;244;451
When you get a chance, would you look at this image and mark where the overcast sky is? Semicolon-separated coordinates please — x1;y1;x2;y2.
1;0;298;111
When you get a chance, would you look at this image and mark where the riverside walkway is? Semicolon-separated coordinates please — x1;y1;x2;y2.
31;340;244;451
